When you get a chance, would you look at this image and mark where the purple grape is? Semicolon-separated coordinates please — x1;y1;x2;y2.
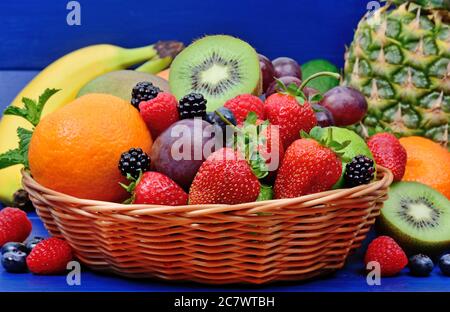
272;57;302;79
150;119;217;190
312;104;335;127
259;54;276;92
321;86;368;126
265;76;302;97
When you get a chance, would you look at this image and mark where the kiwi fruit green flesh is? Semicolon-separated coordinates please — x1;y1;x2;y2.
377;181;450;256
309;126;374;188
77;70;169;101
169;35;262;112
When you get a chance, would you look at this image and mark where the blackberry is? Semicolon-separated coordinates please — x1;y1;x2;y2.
178;93;207;119
344;155;375;187
118;148;151;179
131;81;161;110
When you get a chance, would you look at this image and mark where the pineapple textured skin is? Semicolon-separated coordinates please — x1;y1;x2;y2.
344;1;449;146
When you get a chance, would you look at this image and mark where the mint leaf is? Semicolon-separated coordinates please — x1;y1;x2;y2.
4;88;60;127
17;128;33;168
38;88;60;113
0;88;60;170
0;149;23;170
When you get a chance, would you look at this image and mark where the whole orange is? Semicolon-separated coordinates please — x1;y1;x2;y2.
399;136;450;199
29;94;152;202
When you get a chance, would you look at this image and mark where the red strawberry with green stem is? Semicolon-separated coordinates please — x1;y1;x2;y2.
367;133;407;181
274;127;347;198
121;171;188;206
265;72;340;149
189;147;261;205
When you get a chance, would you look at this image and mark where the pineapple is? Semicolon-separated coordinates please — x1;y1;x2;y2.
344;0;450;147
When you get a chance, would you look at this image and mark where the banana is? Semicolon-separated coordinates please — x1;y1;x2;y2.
0;41;184;204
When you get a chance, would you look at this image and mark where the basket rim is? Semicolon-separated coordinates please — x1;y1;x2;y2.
21;166;393;216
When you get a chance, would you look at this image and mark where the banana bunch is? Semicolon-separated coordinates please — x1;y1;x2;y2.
0;41;184;204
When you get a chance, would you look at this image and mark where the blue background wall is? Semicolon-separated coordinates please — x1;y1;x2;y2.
0;0;369;70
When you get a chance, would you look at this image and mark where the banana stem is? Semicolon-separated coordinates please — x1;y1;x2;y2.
299;71;341;91
135;57;171;74
119;44;158;68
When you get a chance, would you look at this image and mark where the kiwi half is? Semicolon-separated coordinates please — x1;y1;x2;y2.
378;181;450;256
169;35;262;111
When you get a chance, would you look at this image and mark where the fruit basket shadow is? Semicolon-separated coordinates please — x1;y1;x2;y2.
22;166;392;285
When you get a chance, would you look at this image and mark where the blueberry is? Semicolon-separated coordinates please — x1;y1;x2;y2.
205;107;237;146
25;236;45;252
1;251;28;273
1;242;29;255
439;254;450;276
409;254;434;277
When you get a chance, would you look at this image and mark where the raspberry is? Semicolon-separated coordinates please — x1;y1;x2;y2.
364;236;407;276
131;81;161;110
139;92;179;138
26;237;73;275
224;94;265;124
0;207;32;246
178;93;207;119
344;155;375;187
118;148;151;179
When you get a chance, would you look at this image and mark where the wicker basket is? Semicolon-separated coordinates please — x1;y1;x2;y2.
22;166;393;285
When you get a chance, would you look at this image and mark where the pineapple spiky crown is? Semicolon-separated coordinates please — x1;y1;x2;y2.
391;0;450;11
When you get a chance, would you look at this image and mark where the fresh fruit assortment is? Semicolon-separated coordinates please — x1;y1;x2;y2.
0;207;73;275
1;25;450;282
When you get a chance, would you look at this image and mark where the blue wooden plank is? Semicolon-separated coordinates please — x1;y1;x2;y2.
0;208;449;292
0;0;367;70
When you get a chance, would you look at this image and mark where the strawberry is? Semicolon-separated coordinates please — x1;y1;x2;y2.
274;134;342;199
367;133;407;181
237;114;284;182
265;90;317;150
139;92;179;138
364;236;408;277
189;148;260;205
224;94;265;124
131;171;188;206
0;207;32;246
26;237;73;275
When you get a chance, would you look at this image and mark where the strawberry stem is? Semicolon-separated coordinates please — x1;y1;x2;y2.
299;71;341;91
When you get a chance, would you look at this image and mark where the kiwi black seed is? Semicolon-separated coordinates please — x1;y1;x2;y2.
169;35;262;112
377;181;450;256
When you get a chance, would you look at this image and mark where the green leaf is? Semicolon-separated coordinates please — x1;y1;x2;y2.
17;127;33;169
0;149;23;170
308;126;324;141
3;106;28;120
3;88;60;127
256;184;273;201
38;88;60;112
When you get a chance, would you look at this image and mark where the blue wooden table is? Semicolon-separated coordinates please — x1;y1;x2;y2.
0;0;449;292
